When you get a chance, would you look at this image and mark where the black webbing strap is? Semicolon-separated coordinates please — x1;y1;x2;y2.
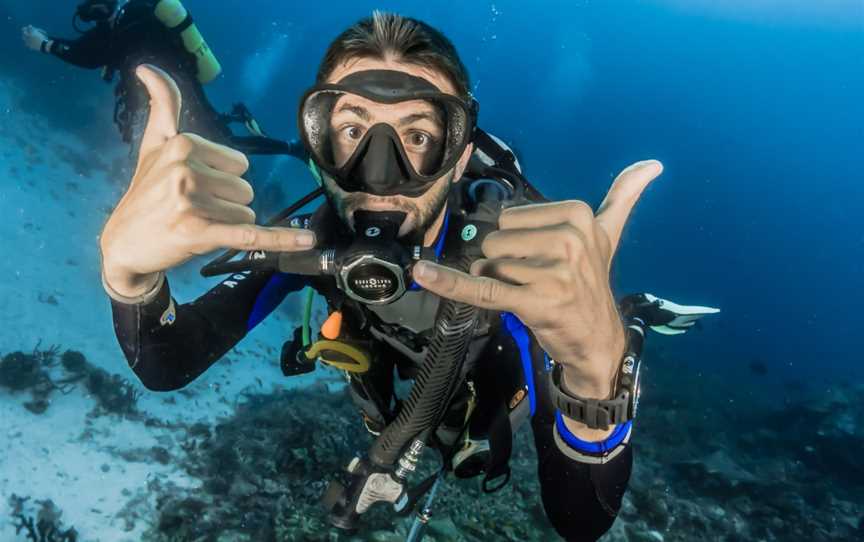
171;13;194;34
474;128;518;170
481;400;512;493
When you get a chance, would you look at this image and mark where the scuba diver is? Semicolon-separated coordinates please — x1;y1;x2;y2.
21;0;304;159
97;12;719;542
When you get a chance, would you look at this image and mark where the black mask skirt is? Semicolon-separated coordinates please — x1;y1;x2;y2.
298;69;478;198
76;0;118;22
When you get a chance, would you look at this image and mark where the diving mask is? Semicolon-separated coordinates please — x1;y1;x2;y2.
299;69;478;198
75;0;118;22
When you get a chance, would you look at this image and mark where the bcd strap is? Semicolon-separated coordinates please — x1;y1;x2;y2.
473;128;518;172
171;13;195;33
481;400;512;493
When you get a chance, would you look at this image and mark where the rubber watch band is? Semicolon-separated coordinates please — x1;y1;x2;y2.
548;359;636;431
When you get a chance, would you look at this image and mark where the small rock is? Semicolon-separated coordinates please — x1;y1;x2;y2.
151;446;171;464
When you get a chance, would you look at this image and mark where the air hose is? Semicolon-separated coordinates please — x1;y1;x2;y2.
368;251;481;468
301;287;314;347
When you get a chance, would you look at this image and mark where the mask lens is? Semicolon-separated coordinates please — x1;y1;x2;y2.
300;86;473;191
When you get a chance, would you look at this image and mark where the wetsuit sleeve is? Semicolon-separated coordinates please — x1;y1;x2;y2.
47;25;112;69
108;261;308;391
499;313;632;542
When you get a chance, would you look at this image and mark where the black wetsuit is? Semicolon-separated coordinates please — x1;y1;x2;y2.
45;0;300;157
107;189;639;541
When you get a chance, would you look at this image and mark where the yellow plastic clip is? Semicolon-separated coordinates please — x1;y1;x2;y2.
304;340;370;373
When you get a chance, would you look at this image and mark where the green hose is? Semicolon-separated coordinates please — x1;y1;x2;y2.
301;287;314;347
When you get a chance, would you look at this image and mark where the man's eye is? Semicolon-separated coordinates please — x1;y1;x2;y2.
342;126;364;140
406;132;431;148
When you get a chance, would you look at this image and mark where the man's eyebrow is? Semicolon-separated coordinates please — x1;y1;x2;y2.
335;103;371;122
398;111;443;128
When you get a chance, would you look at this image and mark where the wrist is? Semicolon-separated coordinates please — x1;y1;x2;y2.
548;333;638;431
561;368;615;400
102;265;164;303
558;366;616;440
559;339;626;400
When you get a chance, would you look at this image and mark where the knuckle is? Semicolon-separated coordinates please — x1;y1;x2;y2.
564;200;593;226
479;233;497;256
238;225;259;248
238;178;255;205
497;206;517;229
175;215;205;237
498;202;536;229
236;152;251;174
476;277;501;305
559;225;586;260
170;164;197;194
167;134;195;160
551;262;572;283
469;259;487;276
173;195;193;215
565;226;586;246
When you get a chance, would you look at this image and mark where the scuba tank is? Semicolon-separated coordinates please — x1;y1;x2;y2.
153;0;222;84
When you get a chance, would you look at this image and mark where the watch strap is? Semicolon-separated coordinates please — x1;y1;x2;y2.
548;362;632;430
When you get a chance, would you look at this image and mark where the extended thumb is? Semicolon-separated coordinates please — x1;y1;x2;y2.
135;64;182;162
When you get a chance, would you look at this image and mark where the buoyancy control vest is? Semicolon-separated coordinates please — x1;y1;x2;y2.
200;129;547;532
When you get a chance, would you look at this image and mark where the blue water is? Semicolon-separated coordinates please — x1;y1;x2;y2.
1;1;862;540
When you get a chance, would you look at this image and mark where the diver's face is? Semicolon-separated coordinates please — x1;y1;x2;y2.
321;57;473;240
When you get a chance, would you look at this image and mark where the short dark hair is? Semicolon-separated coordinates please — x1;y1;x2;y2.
316;11;471;99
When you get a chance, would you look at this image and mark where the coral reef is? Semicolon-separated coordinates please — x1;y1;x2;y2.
135;385;557;542
602;352;864;542
83;366;141;416
8;495;78;542
5;341;860;541
0;344;140;416
133;356;863;541
0;343;73;414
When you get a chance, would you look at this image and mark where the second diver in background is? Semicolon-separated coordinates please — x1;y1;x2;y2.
21;0;305;160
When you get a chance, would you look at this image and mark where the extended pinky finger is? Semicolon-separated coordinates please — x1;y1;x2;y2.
201;223;316;254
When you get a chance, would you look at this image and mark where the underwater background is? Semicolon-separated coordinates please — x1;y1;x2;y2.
0;0;862;540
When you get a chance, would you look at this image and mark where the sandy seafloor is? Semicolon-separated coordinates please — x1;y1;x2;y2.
1;76;862;542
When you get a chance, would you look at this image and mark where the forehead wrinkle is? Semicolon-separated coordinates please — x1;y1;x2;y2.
398;112;442;128
335;102;371;122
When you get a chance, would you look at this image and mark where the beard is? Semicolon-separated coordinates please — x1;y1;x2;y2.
325;170;454;242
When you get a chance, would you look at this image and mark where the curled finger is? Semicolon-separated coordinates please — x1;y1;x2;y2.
470;257;555;286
